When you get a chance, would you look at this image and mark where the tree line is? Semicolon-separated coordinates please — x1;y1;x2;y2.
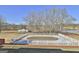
0;8;76;33
24;8;76;32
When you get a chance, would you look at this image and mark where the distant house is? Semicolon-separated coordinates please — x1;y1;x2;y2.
17;29;28;33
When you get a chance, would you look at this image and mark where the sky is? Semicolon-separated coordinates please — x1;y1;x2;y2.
0;5;79;24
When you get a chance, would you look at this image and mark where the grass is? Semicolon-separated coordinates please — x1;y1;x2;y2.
0;31;57;43
0;32;25;43
64;33;79;40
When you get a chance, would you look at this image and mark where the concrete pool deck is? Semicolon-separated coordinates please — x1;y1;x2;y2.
1;44;79;52
12;33;79;46
1;33;79;52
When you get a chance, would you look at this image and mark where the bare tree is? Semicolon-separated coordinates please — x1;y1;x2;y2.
0;16;7;33
24;8;76;33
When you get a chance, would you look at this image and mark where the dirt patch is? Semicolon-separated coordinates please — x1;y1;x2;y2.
0;32;25;43
64;33;79;40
